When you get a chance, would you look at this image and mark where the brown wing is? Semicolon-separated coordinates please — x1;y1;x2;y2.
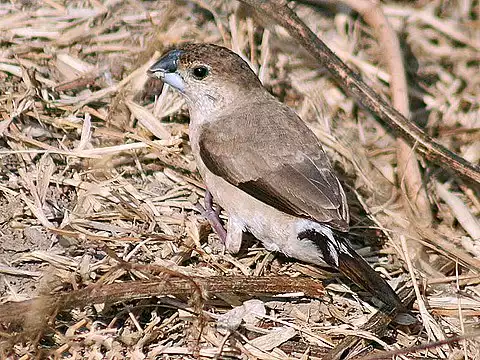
198;99;349;231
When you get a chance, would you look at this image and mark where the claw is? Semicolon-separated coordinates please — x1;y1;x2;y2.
196;189;227;243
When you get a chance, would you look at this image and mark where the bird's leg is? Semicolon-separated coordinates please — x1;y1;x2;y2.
197;189;227;243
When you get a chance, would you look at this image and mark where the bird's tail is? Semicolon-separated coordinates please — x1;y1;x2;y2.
300;229;403;310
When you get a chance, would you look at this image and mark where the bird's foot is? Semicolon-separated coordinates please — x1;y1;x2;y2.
196;190;227;243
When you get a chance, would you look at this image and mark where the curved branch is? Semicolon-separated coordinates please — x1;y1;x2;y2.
238;0;480;184
343;0;433;225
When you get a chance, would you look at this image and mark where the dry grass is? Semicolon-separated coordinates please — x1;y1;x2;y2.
0;0;479;359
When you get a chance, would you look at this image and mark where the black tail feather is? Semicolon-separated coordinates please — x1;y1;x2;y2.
299;229;404;310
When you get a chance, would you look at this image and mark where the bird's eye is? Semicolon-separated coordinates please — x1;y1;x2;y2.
192;66;209;79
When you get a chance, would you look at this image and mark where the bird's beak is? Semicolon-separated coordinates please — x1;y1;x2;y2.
147;49;185;92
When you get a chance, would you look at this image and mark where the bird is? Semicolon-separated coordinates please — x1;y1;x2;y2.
147;43;403;310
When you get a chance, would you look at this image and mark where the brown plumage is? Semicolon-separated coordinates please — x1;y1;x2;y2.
177;43;262;89
148;43;403;310
199;99;349;231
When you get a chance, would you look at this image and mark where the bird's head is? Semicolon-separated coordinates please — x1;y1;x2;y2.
148;44;263;114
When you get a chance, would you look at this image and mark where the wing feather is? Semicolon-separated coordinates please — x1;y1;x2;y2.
198;100;349;231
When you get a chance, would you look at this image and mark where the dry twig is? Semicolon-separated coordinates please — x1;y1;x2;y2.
238;0;480;184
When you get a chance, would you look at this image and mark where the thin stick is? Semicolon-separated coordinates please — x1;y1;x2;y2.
340;0;433;227
0;276;324;327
